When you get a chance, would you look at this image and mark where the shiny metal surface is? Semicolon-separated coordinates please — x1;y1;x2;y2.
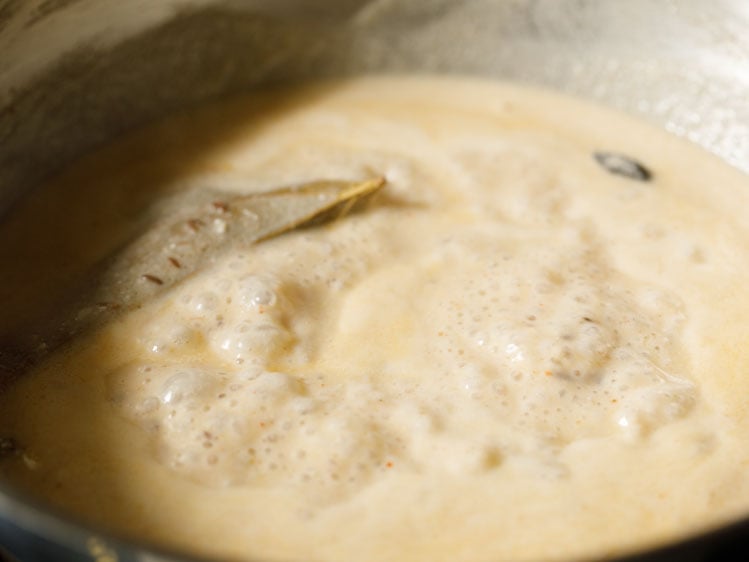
1;0;748;214
1;1;748;560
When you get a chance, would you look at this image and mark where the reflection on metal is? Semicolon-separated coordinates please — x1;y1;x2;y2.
87;536;118;562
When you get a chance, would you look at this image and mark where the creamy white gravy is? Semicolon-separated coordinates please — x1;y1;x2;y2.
2;76;749;562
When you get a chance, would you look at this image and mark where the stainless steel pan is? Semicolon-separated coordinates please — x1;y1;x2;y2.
1;1;748;560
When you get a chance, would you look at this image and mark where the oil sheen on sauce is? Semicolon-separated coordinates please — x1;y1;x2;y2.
2;77;749;562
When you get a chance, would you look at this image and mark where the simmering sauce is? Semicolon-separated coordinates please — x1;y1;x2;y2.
2;77;749;561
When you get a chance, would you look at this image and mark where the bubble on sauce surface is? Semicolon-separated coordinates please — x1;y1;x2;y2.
452;143;575;225
238;274;279;309
615;379;697;438
420;228;693;443
160;369;215;405
108;362;409;496
138;318;206;356
99;136;703;505
213;322;293;365
191;292;220;315
108;364;225;415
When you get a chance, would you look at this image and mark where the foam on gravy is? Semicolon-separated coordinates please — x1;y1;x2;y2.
2;77;749;561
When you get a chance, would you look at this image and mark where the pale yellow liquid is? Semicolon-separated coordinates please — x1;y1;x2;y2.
2;77;749;562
